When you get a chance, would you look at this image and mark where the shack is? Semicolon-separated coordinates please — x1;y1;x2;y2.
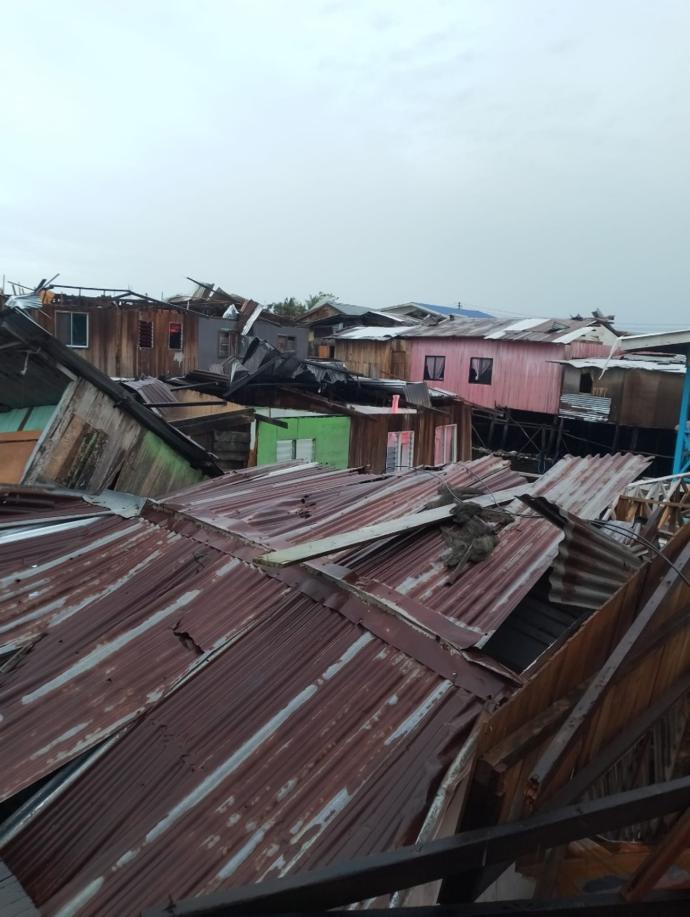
0;306;221;494
558;354;685;427
34;284;202;377
298;299;409;358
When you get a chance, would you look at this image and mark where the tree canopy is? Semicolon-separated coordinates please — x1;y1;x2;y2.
267;292;335;319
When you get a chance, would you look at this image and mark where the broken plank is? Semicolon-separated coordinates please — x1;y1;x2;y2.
257;484;533;567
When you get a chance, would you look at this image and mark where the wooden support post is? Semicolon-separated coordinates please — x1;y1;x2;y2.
500;409;511;451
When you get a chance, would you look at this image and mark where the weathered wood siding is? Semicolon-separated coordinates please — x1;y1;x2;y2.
562;366;684;428
333;339;408;379
24;380;204;497
348;402;471;472
37;304;199;377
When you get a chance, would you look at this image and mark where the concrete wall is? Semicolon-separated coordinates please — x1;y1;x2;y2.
256;414;351;468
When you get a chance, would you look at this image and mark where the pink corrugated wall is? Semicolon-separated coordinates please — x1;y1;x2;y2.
407;338;613;414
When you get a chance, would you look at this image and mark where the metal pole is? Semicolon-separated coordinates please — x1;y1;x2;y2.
672;351;690;474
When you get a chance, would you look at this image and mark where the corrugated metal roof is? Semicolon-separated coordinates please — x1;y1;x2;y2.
558;357;686;373
120;377;179;404
0;453;649;916
159;456;525;549
4;603;482;916
331;325;419;341
0;467;517;916
400;316;617;345
521;495;643;610
337;453;650;637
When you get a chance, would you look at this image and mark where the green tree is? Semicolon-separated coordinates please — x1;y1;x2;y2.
267;292;336;319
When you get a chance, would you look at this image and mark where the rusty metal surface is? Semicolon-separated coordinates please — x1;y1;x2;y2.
2;547;487;916
0;454;649;916
340;454;650;637
0;487;112;526
522;495;643;609
159;456;526;548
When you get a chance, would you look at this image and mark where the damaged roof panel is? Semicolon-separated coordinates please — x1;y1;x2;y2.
4;597;482;917
339;453;650;638
159;456;526;548
0;519;292;801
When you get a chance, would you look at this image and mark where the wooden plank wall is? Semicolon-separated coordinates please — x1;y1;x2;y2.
23;379;204;497
37;303;199;377
333;339;408;379
348;402;471;472
466;523;690;825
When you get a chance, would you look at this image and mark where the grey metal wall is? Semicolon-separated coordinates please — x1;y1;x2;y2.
197;316;309;370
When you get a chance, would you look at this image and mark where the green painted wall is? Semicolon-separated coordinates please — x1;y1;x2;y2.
0;405;56;433
115;429;206;496
256;415;351;468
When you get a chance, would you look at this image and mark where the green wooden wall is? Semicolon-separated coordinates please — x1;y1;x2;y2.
256;415;351;469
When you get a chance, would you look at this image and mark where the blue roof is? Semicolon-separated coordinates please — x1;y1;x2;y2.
411;302;493;319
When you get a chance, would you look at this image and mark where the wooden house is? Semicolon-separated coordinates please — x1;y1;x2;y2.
34;286;201;377
558;355;685;428
0;306;221;494
298;299;410;358
333;315;620;414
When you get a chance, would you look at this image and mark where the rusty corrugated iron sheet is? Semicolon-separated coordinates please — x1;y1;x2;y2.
521;495;643;609
0;454;649;916
159;456;526;548
0;486;112;527
339;453;650;637
4;604;484;916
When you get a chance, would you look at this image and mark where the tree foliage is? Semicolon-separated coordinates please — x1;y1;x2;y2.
267;292;336;319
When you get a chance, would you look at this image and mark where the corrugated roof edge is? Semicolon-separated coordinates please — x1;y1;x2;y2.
0;308;223;476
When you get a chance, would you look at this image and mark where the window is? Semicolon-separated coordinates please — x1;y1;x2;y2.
276;438;315;463
579;372;593;394
168;322;183;350
424;355;446;381
385;430;415;472
468;357;493;385
55;312;88;348
434;424;457;465
276;334;297;352
138;320;153;349
218;330;231;359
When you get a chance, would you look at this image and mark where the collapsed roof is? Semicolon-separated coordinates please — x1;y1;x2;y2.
0;449;649;915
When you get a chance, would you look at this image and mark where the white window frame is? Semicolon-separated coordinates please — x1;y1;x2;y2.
434;424;457;465
276;438;315;463
55;311;89;349
386;430;415;472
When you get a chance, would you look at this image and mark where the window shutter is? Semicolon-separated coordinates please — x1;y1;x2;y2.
276;440;295;463
295;438;315;462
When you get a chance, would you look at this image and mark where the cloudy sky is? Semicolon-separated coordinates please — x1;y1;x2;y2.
2;1;688;328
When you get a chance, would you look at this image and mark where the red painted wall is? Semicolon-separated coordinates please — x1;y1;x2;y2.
407;338;612;414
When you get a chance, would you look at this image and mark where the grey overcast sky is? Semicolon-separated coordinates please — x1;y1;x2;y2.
1;1;689;328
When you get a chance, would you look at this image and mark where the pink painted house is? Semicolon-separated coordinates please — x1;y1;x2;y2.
403;317;620;415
